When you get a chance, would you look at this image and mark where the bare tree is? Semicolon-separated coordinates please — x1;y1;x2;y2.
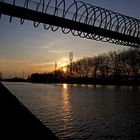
109;51;122;78
64;48;140;81
126;48;140;78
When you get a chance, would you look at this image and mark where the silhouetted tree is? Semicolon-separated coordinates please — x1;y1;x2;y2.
98;54;110;78
92;56;100;78
109;51;122;78
126;48;140;78
29;48;140;84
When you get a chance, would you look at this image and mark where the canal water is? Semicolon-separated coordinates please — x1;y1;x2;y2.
3;82;140;140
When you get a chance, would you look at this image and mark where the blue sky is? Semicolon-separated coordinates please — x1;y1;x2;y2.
0;0;140;78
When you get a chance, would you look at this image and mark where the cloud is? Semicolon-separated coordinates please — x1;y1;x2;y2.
31;61;54;67
48;50;68;54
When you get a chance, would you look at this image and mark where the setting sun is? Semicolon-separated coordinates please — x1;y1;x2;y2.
63;67;67;73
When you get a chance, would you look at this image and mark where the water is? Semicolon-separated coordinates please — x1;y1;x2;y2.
3;82;140;140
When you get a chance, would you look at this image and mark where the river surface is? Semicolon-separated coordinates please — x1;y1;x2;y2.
3;82;140;140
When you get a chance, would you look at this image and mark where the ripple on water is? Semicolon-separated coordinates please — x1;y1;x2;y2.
3;82;140;140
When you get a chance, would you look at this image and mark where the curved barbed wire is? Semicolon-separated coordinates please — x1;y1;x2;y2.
0;0;140;47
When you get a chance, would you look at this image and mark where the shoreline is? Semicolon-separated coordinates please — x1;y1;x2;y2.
0;82;59;139
2;79;140;86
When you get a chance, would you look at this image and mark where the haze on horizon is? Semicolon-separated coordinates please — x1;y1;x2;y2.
0;0;140;78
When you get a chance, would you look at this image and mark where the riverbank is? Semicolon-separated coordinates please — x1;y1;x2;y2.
28;78;140;86
2;79;140;86
0;82;59;139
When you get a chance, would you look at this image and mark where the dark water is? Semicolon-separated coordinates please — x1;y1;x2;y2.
3;82;140;140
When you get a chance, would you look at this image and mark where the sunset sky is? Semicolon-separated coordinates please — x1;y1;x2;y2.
0;0;140;78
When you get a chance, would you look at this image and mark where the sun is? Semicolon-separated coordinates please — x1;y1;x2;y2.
63;67;67;73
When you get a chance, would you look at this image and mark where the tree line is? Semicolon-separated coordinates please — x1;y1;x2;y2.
71;48;140;79
29;48;140;85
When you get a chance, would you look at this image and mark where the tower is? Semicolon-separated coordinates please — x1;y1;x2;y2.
54;61;57;78
55;61;57;71
69;52;73;76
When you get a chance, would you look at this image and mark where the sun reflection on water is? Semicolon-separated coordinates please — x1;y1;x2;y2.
61;84;74;134
63;83;68;90
62;83;70;108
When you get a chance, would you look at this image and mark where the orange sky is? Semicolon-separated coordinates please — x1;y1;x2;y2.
0;0;139;78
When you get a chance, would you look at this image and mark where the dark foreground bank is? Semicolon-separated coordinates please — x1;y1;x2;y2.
0;82;59;139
